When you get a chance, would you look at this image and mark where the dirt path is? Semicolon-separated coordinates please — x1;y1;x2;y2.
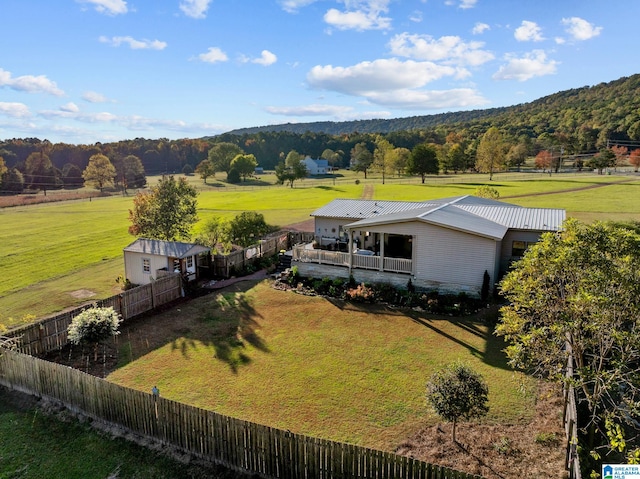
502;176;636;199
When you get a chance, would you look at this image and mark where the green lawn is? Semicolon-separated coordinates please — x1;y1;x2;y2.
107;281;536;451
2;172;639;325
0;387;234;479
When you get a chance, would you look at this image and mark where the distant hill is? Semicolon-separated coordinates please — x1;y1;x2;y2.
225;74;640;139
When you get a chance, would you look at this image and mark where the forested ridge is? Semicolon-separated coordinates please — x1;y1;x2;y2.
1;73;639;177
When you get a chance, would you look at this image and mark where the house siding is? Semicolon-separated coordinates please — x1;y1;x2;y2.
124;252;170;285
500;229;546;271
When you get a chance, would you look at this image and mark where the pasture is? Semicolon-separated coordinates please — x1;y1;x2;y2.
2;172;639;325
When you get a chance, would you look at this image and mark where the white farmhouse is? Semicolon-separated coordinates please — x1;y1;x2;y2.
293;195;565;296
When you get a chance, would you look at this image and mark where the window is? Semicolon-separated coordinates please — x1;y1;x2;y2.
142;258;151;274
186;256;194;269
511;240;531;257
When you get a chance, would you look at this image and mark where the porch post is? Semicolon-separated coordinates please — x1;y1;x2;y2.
348;229;353;275
379;233;385;271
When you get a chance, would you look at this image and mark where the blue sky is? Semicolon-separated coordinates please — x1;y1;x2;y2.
1;0;637;144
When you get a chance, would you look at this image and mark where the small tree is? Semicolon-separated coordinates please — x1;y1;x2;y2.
426;362;489;442
67;306;121;362
228;211;273;247
82;153;116;191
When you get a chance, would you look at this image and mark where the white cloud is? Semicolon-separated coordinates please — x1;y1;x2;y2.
60;102;80;113
179;0;212;19
365;88;488;109
514;20;544;42
265;104;355;116
0;102;30;118
472;22;490;35
278;0;318;13
308;58;456;95
82;91;109;103
324;0;392;31
562;17;602;41
445;0;477;9
409;10;423;23
99;36;167;50
77;0;128;15
0;68;64;96
197;47;228;63
388;33;494;67
247;50;278;66
493;50;559;81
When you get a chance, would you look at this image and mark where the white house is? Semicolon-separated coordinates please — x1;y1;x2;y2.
293;195;565;296
302;157;329;175
123;239;210;285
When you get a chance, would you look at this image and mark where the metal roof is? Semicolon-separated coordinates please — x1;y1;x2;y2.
314;196;565;239
123;239;210;258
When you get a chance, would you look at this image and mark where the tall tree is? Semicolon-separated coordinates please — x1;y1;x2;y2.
128;175;198;241
373;136;394;184
228;211;273;247
208;142;243;174
230;154;258;181
407;143;439;183
498;220;640;459
350;142;373;179
121;154;146;190
195;159;215;184
475;127;506;180
506;143;528;171
285;150;304;167
82;153;116;192
24;151;56;193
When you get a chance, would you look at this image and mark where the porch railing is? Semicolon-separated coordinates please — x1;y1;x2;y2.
292;246;412;274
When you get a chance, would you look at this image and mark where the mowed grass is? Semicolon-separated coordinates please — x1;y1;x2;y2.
0;388;233;479
107;281;535;451
2;172;639;325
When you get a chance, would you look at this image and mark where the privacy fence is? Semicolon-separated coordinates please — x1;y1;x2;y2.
5;273;183;356
210;231;314;278
0;348;483;479
563;355;582;479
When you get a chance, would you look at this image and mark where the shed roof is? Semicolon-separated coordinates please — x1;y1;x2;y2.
124;239;210;258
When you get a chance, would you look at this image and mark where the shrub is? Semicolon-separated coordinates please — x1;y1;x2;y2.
346;283;375;302
68;306;122;361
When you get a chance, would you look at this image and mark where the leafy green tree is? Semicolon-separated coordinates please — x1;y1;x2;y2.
195;159;215;184
498;219;640;458
475;127;506;180
321;148;341;167
82;153;116;191
128;175;198;241
194;216;231;253
228;211;273;247
426;362;489;442
230;154;258;181
373;136;394;184
474;185;499;199
226;167;241;184
0;156;7;179
67;306;121;362
285;150;304;168
506;143;528;171
208;142;243;174
390;147;410;176
350;142;374;179
25;151;57;193
122;155;146;189
588;148;616;174
275;160;307;188
61;163;83;189
1;167;24;194
408;143;439;183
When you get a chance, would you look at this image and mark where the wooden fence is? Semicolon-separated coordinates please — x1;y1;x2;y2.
5;274;183;356
563;354;582;479
212;231;314;278
0;348;482;479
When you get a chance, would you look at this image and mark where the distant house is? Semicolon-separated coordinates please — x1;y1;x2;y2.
254;166;264;175
302;157;329;176
293;195;565;296
123;239;210;285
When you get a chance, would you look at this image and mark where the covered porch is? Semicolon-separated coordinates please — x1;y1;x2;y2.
292;231;413;275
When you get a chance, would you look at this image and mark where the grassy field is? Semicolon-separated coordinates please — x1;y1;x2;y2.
2;172;639;325
106;281;535;451
0;387;236;479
